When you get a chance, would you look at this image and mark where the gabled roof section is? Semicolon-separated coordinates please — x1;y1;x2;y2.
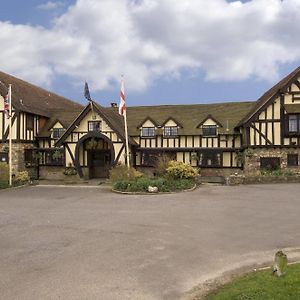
236;65;300;127
136;117;159;128
56;101;137;147
0;71;83;117
161;117;183;128
36;109;83;138
122;101;255;135
284;104;300;114
196;114;223;128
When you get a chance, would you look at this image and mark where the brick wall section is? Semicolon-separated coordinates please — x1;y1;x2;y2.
244;148;300;174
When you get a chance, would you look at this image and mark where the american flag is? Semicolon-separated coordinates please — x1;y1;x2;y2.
119;79;126;116
4;93;10;119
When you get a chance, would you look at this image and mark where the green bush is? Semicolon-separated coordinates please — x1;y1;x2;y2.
153;155;173;176
0;163;9;181
113;177;195;193
109;165;143;183
261;168;297;177
0;180;9;189
13;171;30;185
166;161;198;179
63;166;77;176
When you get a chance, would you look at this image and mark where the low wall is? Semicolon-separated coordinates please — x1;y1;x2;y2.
228;173;300;185
244;147;300;174
39;166;65;180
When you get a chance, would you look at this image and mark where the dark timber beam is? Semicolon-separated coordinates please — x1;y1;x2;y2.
250;125;273;145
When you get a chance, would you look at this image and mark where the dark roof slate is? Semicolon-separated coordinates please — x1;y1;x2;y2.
116;101;256;135
0;71;83;117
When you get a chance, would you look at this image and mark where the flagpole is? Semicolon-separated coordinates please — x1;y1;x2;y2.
8;84;12;186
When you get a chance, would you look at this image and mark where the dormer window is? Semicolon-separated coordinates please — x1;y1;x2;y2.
88;121;101;132
197;115;222;136
141;127;155;137
164;126;178;137
202;125;217;136
53;128;65;139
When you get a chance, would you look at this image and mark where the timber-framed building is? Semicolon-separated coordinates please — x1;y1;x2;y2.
1;66;300;180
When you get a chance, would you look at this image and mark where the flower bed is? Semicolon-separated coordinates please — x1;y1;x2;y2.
110;161;198;193
113;177;195;193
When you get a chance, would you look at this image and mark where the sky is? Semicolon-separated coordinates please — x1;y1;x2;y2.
1;0;300;107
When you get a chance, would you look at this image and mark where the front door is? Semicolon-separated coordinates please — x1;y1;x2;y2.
88;150;111;178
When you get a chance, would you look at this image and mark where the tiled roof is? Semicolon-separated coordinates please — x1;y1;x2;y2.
114;101;256;135
0;71;83;117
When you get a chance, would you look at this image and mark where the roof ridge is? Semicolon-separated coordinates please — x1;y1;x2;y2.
124;100;255;109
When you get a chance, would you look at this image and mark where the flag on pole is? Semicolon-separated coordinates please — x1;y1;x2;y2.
84;81;92;101
4;93;11;119
118;76;130;168
119;79;126;115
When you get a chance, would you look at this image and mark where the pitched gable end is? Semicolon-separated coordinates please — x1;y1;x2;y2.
196;114;223;128
161;117;183;128
236;65;300;128
137;117;158;129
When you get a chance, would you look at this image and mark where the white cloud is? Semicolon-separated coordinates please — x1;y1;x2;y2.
37;1;65;10
1;0;300;92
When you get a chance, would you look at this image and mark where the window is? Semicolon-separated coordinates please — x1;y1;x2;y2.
141;152;158;166
141;151;176;167
0;152;8;163
288;114;300;133
289;115;298;132
52;128;65;139
287;154;298;167
141;127;155;137
260;157;280;170
24;149;34;164
202;125;217;136
26;114;34;130
44;149;64;166
198;151;221;167
88;121;101;132
163;126;178;137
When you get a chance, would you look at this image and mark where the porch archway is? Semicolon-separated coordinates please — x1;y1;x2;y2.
74;132;115;178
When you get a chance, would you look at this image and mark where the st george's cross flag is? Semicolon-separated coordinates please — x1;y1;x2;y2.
4;93;10;119
119;79;126;116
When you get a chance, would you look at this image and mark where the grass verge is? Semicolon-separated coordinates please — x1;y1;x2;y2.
0;180;9;189
206;263;300;300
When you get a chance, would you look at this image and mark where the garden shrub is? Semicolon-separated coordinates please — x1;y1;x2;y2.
109;165;143;182
63;166;77;175
261;168;297;177
13;171;30;185
0;181;9;189
153;154;172;176
0;163;9;181
113;177;195;193
166;161;198;179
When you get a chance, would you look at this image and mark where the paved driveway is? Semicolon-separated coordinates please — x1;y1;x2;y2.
0;184;300;300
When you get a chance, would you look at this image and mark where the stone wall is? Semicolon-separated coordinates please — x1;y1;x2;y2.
200;168;243;177
0;142;35;173
244;147;300;174
39;166;66;180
